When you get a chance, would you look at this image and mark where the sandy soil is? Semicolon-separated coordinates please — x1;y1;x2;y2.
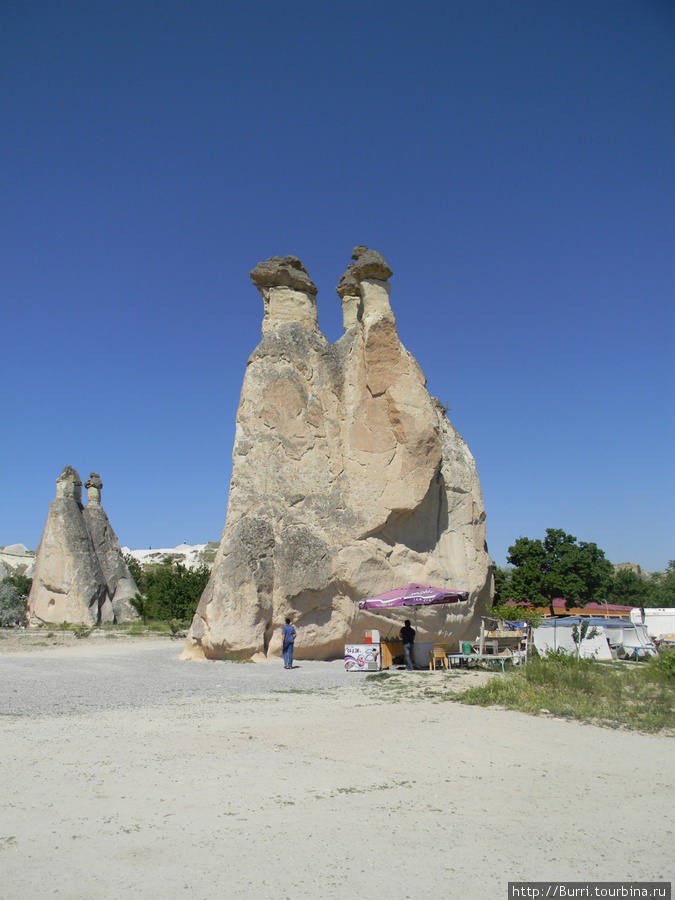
0;628;182;653
0;639;672;900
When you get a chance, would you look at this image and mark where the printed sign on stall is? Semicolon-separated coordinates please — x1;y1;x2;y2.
344;643;381;672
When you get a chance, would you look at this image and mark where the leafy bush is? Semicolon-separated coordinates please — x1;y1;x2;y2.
0;581;27;627
135;560;210;623
491;601;543;628
130;592;149;624
647;647;675;683
646;561;675;608
123;554;144;591
3;572;32;600
72;622;92;639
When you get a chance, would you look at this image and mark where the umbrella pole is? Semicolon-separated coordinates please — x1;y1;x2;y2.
414;607;419;667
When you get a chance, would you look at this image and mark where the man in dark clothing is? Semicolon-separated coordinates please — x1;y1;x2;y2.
400;619;416;670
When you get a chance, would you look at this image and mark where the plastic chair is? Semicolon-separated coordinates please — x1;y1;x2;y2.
429;643;448;671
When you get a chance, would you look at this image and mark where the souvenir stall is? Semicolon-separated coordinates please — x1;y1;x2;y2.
344;630;382;671
348;583;469;671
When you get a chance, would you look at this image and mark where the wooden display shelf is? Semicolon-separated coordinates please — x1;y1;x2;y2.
380;640;403;668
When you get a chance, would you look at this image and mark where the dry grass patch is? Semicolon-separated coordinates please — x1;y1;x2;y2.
454;650;675;733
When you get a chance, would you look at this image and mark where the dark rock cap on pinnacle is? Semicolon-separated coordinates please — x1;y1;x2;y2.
57;466;82;484
85;473;103;490
350;246;393;282
336;264;360;299
249;255;318;295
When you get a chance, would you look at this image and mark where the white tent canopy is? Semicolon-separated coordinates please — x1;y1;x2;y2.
533;617;657;660
534;618;612;660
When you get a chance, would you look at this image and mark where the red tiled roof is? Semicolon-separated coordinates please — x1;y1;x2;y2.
504;598;633;613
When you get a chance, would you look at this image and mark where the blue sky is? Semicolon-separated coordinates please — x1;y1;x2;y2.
1;0;673;572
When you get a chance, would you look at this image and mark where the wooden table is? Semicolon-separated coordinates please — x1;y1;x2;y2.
448;653;508;673
380;640;404;668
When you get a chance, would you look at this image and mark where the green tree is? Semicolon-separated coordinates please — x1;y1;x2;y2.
571;619;601;660
141;560;210;622
0;581;27;627
648;561;675;608
3;572;32;600
492;565;513;604
607;568;652;606
505;528;613;610
130;593;149;624
123;553;145;592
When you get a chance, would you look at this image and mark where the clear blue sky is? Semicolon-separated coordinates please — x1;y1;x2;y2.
1;0;673;572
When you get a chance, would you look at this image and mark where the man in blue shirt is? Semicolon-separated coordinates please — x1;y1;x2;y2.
281;617;296;669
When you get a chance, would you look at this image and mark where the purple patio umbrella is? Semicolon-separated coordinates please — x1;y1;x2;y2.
358;583;468;610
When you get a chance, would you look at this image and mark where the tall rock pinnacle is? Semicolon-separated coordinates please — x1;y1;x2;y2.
82;472;139;622
183;249;492;660
28;468;139;625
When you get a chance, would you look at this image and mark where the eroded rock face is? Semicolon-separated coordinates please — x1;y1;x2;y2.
28;468;139;625
82;473;139;622
183;249;492;660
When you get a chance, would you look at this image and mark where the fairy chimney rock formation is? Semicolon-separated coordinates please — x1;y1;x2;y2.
183;248;492;661
84;471;103;503
82;473;139;622
250;255;319;335
28;468;139;625
56;464;83;501
336;264;361;330
29;467;110;624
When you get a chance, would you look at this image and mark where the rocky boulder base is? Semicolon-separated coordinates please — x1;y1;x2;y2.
28;468;139;625
184;248;493;661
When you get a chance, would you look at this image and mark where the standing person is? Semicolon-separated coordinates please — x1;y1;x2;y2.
281;617;296;669
400;619;416;670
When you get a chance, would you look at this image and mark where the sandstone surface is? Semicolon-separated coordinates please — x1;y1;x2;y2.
184;249;493;660
81;473;139;622
28;468;139;624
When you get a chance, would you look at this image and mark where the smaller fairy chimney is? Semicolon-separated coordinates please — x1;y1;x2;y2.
336;263;362;330
56;465;83;504
250;255;319;335
349;246;394;326
85;472;103;505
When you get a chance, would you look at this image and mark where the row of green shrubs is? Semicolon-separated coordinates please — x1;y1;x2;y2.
0;556;210;629
26;619;193;637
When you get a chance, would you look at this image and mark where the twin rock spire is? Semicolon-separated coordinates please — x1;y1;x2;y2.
28;466;139;625
183;247;492;661
250;246;394;334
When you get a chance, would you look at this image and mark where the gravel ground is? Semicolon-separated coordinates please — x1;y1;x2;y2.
1;640;672;900
0;639;363;718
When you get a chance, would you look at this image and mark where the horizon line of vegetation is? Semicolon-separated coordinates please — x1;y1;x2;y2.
1;528;673;630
